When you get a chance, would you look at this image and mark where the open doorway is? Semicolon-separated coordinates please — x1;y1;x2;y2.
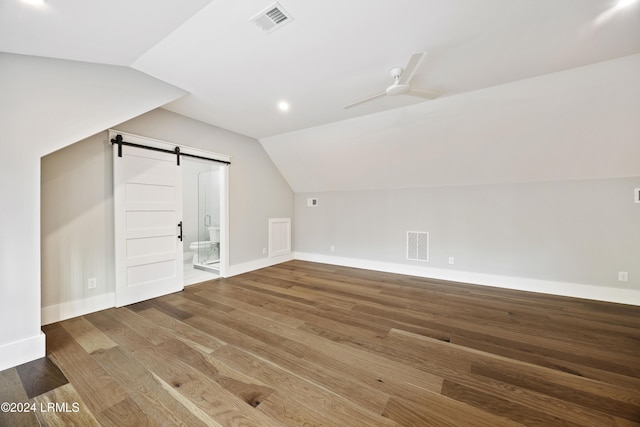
110;130;230;299
182;157;227;285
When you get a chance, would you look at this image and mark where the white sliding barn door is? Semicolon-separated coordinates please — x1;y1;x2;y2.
113;144;183;307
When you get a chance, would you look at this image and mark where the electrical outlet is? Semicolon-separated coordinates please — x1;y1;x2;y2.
330;245;335;252
262;247;267;255
448;257;455;265
88;277;97;289
618;272;629;282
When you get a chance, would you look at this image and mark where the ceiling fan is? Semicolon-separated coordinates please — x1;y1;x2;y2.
344;52;440;109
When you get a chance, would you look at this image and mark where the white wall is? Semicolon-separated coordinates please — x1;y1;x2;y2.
0;140;44;370
9;50;639;374
263;54;640;305
0;53;186;371
41;134;115;321
295;177;640;304
115;109;295;266
41;108;294;325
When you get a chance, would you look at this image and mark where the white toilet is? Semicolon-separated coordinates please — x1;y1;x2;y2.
189;226;220;265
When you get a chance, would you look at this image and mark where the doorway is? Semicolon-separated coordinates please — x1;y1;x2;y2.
111;130;229;305
182;158;225;285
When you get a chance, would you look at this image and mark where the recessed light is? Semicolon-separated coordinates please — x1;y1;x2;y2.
277;101;290;112
22;0;46;6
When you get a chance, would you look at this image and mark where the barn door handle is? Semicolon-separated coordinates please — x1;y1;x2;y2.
177;221;183;241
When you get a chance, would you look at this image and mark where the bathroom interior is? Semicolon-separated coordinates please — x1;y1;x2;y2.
182;157;222;285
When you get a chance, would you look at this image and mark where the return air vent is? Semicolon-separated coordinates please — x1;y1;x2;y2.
250;2;294;33
407;231;429;262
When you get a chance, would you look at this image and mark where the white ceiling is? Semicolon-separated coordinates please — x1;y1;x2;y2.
1;0;639;140
261;54;640;192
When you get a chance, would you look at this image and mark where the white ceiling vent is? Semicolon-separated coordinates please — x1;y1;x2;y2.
250;2;294;33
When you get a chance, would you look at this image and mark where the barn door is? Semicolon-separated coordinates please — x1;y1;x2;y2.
113;144;183;307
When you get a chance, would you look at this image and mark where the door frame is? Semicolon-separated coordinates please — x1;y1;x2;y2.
109;130;230;279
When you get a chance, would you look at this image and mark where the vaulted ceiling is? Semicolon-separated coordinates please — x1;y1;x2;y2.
2;0;639;191
2;0;638;139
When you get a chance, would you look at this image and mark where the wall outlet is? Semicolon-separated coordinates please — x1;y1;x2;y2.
448;257;455;265
262;247;267;255
330;245;335;252
88;277;97;289
618;271;629;282
307;198;318;207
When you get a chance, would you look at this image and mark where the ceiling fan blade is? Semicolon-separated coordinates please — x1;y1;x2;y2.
406;88;440;100
344;92;386;109
398;52;425;85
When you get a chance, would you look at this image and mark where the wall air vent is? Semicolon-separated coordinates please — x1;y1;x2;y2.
250;2;294;33
407;231;429;262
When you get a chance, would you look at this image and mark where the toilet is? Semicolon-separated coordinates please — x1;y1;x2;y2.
189;226;220;265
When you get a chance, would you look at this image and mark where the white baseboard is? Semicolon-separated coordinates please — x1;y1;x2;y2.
41;293;116;326
39;254;293;325
294;252;640;306
0;332;46;371
227;253;294;277
39;254;291;324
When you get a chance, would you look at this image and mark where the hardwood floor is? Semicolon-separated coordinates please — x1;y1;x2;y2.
2;260;640;426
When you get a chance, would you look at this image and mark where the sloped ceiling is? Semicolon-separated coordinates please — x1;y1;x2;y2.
132;0;640;139
0;0;212;65
1;0;639;190
260;54;640;192
2;0;639;139
0;53;187;157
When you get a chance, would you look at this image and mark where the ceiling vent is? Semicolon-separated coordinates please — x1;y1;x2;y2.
250;2;294;33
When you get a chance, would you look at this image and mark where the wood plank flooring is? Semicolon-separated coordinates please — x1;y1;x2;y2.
2;260;640;426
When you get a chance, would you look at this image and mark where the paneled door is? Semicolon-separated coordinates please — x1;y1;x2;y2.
113;144;183;307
